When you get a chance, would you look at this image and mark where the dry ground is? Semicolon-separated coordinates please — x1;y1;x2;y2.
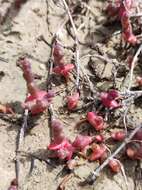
0;0;141;190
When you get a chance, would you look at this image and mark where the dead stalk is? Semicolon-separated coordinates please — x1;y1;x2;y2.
15;109;29;189
127;44;142;91
61;0;80;90
123;106;128;134
85;123;142;184
17;109;29;150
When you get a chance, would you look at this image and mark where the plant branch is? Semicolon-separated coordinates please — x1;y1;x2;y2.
127;44;142;91
15;109;29;189
61;0;80;90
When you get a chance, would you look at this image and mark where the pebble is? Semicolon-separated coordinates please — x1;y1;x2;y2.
39;64;46;71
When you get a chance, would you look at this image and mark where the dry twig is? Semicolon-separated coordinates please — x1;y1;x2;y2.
127;44;142;91
15;109;29;188
61;0;80;90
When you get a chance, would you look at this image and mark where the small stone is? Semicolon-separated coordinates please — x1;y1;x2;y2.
39;64;46;71
102;62;113;79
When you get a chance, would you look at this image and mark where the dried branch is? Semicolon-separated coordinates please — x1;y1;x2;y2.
61;0;80;90
15;109;29;188
127;44;142;91
17;109;29;150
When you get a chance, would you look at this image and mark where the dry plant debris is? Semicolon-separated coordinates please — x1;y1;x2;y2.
0;0;142;190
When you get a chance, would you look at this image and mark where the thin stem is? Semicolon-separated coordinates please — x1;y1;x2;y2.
127;44;142;91
48;104;55;142
61;0;78;38
15;109;29;189
123;106;128;134
61;0;80;90
18;109;29;150
114;159;128;190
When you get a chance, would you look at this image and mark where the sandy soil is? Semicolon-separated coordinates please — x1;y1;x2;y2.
0;0;142;190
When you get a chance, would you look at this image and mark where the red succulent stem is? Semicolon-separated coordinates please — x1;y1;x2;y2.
18;57;54;115
14;0;27;9
8;179;18;190
18;57;39;97
85;123;142;184
106;0;138;45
